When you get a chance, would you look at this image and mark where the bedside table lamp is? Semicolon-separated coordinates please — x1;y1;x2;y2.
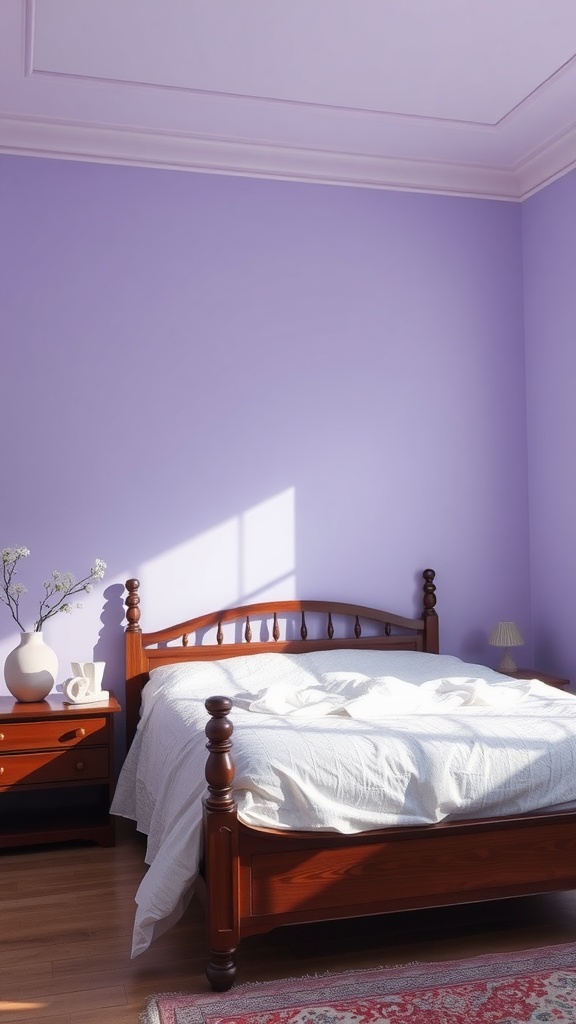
489;621;524;674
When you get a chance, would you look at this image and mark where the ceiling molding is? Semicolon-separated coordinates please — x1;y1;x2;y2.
28;47;576;133
515;121;576;198
0;113;526;201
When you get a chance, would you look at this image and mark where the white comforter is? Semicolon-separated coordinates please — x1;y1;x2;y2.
111;649;576;956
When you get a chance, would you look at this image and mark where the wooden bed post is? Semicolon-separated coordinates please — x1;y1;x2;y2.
203;696;240;991
124;579;148;749
422;568;439;653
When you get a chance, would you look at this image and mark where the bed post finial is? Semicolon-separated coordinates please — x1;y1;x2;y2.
422;568;436;616
422;568;439;653
125;578;141;633
204;696;235;812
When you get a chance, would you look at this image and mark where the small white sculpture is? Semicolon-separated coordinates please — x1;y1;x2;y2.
63;661;108;704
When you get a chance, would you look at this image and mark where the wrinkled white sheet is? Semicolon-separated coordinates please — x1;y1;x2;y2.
111;649;576;957
233;673;538;717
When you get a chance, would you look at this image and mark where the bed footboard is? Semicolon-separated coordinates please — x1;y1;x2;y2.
203;697;576;991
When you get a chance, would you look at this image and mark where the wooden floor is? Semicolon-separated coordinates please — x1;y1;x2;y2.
4;819;576;1023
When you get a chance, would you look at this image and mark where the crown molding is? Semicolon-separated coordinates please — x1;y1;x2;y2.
515;120;576;199
5;111;576;201
0;113;524;200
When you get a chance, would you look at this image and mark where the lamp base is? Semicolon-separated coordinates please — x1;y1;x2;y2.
498;648;518;675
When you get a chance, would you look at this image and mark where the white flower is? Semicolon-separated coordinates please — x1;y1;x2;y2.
0;548;106;631
2;546;30;563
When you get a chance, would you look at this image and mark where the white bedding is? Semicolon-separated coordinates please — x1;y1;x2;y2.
111;649;576;956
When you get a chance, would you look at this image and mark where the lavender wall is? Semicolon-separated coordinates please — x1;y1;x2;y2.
0;155;530;747
522;168;576;684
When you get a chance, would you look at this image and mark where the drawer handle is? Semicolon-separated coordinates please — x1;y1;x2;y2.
0;766;3;774
75;728;86;739
0;733;4;742
76;761;85;771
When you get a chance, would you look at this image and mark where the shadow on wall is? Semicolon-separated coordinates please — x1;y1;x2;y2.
94;583;126;769
94;582;126;677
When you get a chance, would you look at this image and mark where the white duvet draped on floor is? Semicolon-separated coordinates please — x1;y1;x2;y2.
110;649;576;957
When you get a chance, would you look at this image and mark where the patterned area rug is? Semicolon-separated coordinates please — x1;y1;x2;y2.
142;942;576;1024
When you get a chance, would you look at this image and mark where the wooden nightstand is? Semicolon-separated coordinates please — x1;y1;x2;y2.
0;693;121;849
506;669;571;691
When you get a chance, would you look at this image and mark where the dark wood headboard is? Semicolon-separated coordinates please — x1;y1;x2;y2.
124;568;438;747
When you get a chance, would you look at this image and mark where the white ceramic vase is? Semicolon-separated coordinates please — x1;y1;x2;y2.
4;632;58;702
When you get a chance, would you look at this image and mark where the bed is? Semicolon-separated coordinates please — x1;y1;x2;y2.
114;569;576;991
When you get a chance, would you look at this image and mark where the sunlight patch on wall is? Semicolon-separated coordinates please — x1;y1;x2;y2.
241;489;296;602
138;487;296;628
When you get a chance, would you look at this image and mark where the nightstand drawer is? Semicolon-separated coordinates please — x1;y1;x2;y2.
0;717;107;752
0;746;109;787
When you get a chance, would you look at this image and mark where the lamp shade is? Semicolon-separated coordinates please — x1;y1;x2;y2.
489;621;524;648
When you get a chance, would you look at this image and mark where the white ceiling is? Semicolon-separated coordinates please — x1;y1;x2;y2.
2;0;576;200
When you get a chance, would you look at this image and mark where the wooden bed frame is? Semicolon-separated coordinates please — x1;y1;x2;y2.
124;569;576;991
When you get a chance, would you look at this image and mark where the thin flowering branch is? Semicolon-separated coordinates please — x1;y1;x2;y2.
0;548;106;632
36;568;105;628
1;547;30;630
